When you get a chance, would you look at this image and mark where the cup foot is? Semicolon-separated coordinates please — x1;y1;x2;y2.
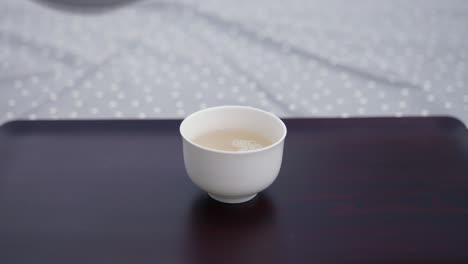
208;193;257;204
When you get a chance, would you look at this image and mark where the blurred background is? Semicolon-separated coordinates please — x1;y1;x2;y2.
1;0;467;124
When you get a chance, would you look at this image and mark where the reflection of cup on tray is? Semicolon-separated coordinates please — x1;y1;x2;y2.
187;193;280;263
180;106;287;203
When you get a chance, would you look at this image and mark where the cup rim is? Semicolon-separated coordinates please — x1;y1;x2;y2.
180;105;287;155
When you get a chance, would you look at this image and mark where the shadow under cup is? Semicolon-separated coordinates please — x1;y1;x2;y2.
180;106;287;204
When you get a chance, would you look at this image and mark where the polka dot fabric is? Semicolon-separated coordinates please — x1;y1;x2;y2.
1;0;467;124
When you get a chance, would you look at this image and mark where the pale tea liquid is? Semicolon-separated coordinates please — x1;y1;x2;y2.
192;129;273;151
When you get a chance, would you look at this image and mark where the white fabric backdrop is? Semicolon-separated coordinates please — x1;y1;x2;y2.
1;0;467;124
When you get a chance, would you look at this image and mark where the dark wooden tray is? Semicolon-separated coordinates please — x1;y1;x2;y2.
1;117;468;264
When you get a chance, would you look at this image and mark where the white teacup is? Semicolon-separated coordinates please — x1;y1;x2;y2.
180;106;287;203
